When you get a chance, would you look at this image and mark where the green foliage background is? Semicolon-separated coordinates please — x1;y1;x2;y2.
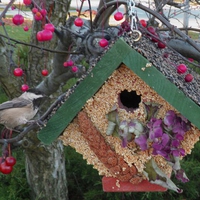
0;143;200;200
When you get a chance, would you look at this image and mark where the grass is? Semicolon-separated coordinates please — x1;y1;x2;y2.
188;31;199;40
0;25;31;41
0;4;31;12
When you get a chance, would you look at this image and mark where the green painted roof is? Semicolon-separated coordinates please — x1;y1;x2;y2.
38;38;200;144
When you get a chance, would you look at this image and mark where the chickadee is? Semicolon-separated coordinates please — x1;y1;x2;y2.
0;88;46;130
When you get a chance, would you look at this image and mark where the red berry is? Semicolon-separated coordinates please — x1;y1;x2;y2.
13;68;23;76
99;38;108;48
41;69;49;76
5;157;16;167
71;66;78;72
40;9;47;17
37;30;53;42
32;8;38;14
114;12;123;21
158;41;166;49
0;162;13;174
23;0;32;5
63;62;68;67
163;52;169;58
139;19;147;27
23;26;29;31
63;60;74;67
74;17;83;27
21;84;29;92
147;26;156;35
185;74;193;82
34;12;43;21
188;58;194;62
42;30;53;41
44;23;55;32
36;31;43;41
177;64;187;74
67;60;74;66
12;14;24;26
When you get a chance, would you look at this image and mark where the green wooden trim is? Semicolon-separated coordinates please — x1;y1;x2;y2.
38;38;200;145
121;41;200;130
37;39;130;144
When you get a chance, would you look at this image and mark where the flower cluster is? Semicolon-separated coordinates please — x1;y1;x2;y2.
135;110;190;161
106;102;191;193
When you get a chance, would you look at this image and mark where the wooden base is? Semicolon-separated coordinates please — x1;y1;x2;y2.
102;177;167;192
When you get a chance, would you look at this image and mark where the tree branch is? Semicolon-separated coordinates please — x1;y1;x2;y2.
0;33;79;55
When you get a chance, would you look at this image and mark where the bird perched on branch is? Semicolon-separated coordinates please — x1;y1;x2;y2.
0;88;46;130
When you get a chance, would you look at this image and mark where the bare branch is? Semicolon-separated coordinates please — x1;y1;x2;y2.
0;33;79;55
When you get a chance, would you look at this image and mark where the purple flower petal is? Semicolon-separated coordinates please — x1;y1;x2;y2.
175;169;189;183
179;148;185;156
172;150;180;157
152;143;163;150
156;150;168;158
121;137;128;148
161;133;170;146
171;139;180;147
154;127;163;138
164;110;176;127
135;135;148;150
153;119;162;127
175;134;184;141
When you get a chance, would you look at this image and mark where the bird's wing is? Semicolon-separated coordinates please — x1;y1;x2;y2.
0;98;31;110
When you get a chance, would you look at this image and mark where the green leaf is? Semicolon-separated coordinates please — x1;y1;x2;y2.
144;158;182;193
143;102;162;121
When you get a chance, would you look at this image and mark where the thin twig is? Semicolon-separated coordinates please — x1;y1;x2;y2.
0;33;80;54
87;0;93;33
0;0;15;20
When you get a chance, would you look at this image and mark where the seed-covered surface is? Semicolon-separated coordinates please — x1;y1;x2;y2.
60;64;200;180
122;32;200;106
59;32;200;181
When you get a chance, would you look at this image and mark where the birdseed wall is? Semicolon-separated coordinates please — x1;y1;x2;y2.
60;64;200;183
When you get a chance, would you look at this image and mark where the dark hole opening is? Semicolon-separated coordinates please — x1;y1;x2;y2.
119;90;141;110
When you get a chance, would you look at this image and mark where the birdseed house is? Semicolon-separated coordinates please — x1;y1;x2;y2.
38;35;200;192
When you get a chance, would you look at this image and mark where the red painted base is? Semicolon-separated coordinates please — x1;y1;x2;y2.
102;177;167;192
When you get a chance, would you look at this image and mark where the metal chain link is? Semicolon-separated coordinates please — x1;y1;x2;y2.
127;0;142;41
127;0;137;30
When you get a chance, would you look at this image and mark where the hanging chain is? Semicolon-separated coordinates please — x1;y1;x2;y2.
127;0;142;41
127;0;137;30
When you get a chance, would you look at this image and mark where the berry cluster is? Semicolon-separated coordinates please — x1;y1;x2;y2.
36;23;54;42
0;130;17;175
12;0;54;42
139;19;194;82
63;60;78;73
177;64;193;82
13;68;29;91
0;156;16;174
11;0;53;90
74;16;109;48
143;23;166;49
